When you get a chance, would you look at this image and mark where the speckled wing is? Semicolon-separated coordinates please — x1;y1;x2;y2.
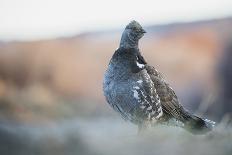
131;52;163;121
145;65;186;122
130;72;163;122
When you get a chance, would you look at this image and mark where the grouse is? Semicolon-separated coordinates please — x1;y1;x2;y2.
103;20;215;134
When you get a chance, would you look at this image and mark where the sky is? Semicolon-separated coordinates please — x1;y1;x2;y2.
0;0;232;41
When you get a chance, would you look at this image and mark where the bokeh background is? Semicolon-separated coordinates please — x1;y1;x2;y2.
0;0;232;155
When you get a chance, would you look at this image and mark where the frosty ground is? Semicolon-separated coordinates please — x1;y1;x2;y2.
0;117;231;155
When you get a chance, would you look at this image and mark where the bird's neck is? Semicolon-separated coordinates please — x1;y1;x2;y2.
119;30;139;49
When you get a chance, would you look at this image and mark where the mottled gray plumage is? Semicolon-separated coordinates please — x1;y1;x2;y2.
103;20;215;134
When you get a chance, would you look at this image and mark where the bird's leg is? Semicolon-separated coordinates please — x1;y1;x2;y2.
137;122;148;135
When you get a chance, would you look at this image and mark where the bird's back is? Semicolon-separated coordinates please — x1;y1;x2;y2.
145;65;183;120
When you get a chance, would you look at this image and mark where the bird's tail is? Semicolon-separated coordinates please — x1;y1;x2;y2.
181;111;216;134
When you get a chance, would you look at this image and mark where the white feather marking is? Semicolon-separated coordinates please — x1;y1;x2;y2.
133;86;140;90
136;61;145;68
137;80;143;84
140;91;149;104
156;110;163;119
140;105;146;109
204;119;216;126
156;101;160;106
156;94;159;99
169;86;174;91
158;106;162;112
132;90;139;100
147;106;152;110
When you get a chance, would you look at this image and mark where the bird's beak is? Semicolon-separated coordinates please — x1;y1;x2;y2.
141;29;146;33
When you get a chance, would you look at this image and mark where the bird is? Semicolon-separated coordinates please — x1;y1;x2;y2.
103;20;215;134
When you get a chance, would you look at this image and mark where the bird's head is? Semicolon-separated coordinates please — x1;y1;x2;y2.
120;20;146;48
126;20;146;39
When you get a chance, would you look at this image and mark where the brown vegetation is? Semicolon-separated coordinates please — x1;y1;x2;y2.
0;18;232;122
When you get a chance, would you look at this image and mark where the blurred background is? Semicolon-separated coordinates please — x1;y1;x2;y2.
0;0;232;155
